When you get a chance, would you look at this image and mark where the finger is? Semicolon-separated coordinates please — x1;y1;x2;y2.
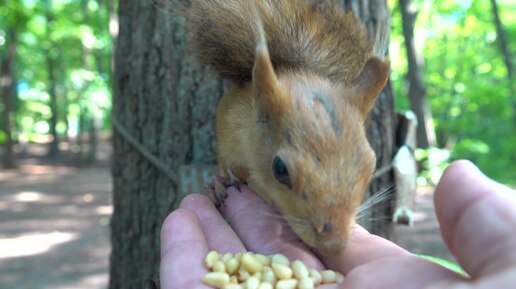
321;224;411;274
434;160;516;277
160;208;211;289
222;186;325;270
180;193;246;254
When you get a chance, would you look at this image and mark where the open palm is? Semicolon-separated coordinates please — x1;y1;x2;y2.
160;160;516;289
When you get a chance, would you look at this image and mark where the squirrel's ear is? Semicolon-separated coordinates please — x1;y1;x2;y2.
352;57;390;115
253;44;289;115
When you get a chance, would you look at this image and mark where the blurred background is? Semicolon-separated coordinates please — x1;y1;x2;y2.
0;0;514;288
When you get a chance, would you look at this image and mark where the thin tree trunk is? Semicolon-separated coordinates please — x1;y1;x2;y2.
45;0;59;158
489;0;515;119
1;28;17;169
489;0;513;80
399;0;436;149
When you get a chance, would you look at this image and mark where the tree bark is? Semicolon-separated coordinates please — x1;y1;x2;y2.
399;0;436;149
110;0;396;286
109;0;221;287
338;0;397;238
1;28;17;169
489;0;513;80
45;0;60;158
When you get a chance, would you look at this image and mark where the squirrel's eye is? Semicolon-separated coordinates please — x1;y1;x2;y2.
272;156;291;188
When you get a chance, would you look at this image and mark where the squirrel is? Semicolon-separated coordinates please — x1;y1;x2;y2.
183;0;390;256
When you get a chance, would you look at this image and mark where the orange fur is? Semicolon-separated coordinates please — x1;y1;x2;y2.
185;0;390;255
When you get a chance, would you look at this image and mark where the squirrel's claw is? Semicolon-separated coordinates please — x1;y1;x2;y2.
205;176;228;208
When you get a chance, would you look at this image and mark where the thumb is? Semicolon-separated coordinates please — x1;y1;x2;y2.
434;160;516;277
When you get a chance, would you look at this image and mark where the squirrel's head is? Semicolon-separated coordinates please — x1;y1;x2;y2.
250;44;390;256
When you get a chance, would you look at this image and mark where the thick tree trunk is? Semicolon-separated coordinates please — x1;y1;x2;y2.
1;28;17;169
109;1;221;287
399;0;436;149
110;0;396;286
338;0;397;238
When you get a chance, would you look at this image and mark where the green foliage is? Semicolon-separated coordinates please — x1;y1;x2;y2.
0;0;113;144
390;0;516;185
417;254;466;276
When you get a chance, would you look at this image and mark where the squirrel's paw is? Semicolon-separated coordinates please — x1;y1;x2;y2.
205;170;247;208
392;206;415;226
205;176;228;208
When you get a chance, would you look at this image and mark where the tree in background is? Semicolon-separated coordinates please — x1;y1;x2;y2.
110;0;396;287
0;0;112;165
1;27;17;168
399;0;437;148
390;0;515;185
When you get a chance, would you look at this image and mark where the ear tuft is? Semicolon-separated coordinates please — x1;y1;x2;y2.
352;57;390;115
252;35;289;116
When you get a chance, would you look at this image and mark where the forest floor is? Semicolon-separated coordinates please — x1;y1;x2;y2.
0;143;454;289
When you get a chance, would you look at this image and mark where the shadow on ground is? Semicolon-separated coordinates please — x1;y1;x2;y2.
0;143;112;289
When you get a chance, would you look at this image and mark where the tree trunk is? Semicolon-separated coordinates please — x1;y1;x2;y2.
110;0;395;286
45;0;60;158
489;0;513;80
109;0;221;287
337;0;397;238
1;28;17;169
399;0;436;149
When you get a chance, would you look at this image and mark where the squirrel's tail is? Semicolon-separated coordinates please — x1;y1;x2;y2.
184;0;373;84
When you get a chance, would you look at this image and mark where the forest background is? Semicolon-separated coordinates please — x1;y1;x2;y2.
1;0;514;185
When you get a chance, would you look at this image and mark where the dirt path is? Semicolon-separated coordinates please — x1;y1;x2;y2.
0;162;112;289
0;158;454;289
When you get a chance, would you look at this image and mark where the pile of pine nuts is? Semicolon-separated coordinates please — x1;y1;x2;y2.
202;251;344;289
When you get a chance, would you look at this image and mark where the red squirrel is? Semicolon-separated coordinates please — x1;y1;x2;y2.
184;0;390;256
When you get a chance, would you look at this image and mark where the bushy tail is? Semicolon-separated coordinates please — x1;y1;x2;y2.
184;0;373;84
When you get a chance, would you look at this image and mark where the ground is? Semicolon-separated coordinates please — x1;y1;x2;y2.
0;144;454;289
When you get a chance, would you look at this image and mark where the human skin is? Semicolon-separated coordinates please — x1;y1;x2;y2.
160;160;516;289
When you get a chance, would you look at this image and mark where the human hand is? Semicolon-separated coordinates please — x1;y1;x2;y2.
160;160;516;288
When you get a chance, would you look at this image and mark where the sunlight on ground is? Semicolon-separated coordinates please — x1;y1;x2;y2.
0;232;78;259
0;190;65;205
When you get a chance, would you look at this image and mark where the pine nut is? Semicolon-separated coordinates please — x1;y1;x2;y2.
298;277;314;289
308;269;322;285
321;270;337;283
271;254;289;266
262;268;276;285
203;272;230;288
257;283;273;289
241;252;263;274
222;284;243;289
254;253;271;266
213;260;226;272
226;258;240;275
291;260;309;279
246;276;260;289
222;252;234;263
336;271;345;283
205;251;220;269
237;268;251;282
271;263;293;280
275;279;298;289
